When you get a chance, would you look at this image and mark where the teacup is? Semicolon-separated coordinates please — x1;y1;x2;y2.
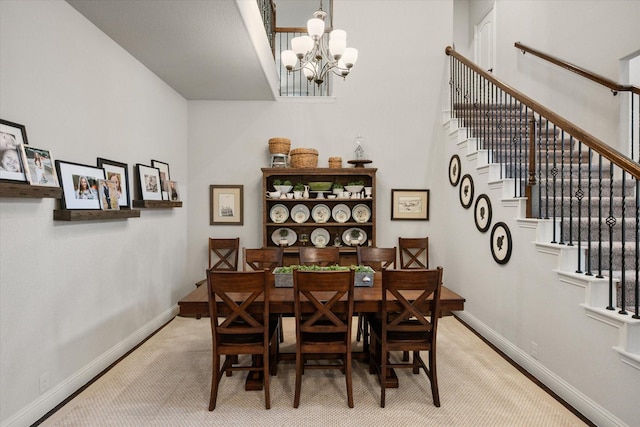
267;191;281;198
286;193;294;199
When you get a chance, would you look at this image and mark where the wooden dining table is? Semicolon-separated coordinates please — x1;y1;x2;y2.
178;271;465;390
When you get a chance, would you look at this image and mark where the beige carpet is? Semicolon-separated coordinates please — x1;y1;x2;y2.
42;316;588;426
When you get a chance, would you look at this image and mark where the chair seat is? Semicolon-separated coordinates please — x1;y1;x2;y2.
368;318;432;343
220;322;278;345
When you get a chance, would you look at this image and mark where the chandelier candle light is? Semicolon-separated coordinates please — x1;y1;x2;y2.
280;1;358;86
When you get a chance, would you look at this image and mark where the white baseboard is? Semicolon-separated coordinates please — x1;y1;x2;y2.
1;305;179;427
454;311;628;427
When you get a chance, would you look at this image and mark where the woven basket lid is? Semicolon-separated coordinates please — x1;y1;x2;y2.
268;137;291;144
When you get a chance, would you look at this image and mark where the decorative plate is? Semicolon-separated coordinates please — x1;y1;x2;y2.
490;222;512;264
474;194;492;233
332;203;351;223
311;228;330;248
449;154;461;186
311;204;331;223
459;174;474;209
271;228;297;246
352;204;371;223
342;227;367;246
291;204;310;223
269;204;289;223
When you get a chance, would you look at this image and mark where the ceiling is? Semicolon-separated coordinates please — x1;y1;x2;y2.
66;0;279;101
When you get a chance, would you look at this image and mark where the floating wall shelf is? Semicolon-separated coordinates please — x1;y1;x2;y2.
53;209;141;221
132;200;182;208
0;182;62;199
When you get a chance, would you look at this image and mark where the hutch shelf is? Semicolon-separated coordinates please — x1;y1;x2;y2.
262;167;376;265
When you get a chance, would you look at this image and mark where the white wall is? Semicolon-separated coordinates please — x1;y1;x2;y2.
0;1;188;425
186;0;454;284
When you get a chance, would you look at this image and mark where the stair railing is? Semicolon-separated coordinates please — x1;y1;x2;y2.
446;46;639;319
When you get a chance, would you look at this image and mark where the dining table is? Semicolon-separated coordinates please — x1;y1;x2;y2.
178;270;465;390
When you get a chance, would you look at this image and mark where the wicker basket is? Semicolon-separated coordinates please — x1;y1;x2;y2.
290;148;319;168
268;137;291;155
328;157;342;168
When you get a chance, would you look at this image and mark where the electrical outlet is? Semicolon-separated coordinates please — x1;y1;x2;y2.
39;372;50;394
530;341;538;360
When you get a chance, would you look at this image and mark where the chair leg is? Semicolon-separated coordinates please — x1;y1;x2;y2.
413;350;420;374
429;349;440;407
209;354;222;411
346;351;354;408
380;352;386;408
278;315;284;343
294;351;302;408
264;352;271;409
402;350;409;361
356;314;363;342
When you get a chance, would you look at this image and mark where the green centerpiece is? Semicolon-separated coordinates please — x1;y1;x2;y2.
273;265;375;288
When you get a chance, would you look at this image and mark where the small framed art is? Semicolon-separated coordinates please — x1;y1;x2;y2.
0;119;29;183
55;160;106;209
166;180;180;201
459;174;474;209
448;154;461;186
391;189;429;220
97;158;130;208
151;160;170;200
21;146;59;187
474;194;492;233
98;179;120;210
136;164;162;201
490;222;512;264
210;185;243;225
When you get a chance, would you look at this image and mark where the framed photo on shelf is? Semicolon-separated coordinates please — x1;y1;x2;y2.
97;158;130;208
0;119;29;183
165;180;180;201
459;174;474;209
151;160;170;200
21;146;59;187
55;160;105;210
135;164;162;201
98;179;120;210
391;189;429;220
210;185;243;225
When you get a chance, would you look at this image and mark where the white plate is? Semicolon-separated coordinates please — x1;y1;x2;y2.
332;203;351;223
342;228;367;246
270;204;289;223
291;204;310;223
352;204;371;223
271;228;297;246
311;204;331;223
311;228;330;248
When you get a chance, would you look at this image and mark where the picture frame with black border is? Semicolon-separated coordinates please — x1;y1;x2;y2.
448;154;461;186
21;146;59;187
151;160;170;200
474;194;492;232
490;222;512;264
136;164;162;201
459;174;474;209
391;189;429;220
0;119;29;183
97;157;131;208
210;185;243;225
55;160;105;210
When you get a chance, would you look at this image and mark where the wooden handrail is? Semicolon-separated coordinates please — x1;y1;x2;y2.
445;46;640;180
514;42;640;96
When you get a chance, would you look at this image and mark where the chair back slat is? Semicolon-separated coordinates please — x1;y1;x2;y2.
356;246;396;271
298;246;340;267
398;237;429;269
209;238;240;270
243;247;283;271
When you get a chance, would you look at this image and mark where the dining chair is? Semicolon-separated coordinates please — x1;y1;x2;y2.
398;237;429;269
243;246;286;343
367;267;444;408
293;269;356;408
195;238;240;289
355;246;397;344
298;246;340;266
207;269;278;411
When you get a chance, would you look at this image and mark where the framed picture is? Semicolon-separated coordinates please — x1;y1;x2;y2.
98;179;120;210
459;174;474;209
136;164;162;201
55;160;105;210
166;180;180;201
448;154;461;186
210;185;244;225
391;189;429;220
490;222;513;264
21;146;59;187
151;160;170;200
474;194;492;233
97;158;130;208
0;119;29;183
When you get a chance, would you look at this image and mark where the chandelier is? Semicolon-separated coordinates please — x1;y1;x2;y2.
280;1;358;86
